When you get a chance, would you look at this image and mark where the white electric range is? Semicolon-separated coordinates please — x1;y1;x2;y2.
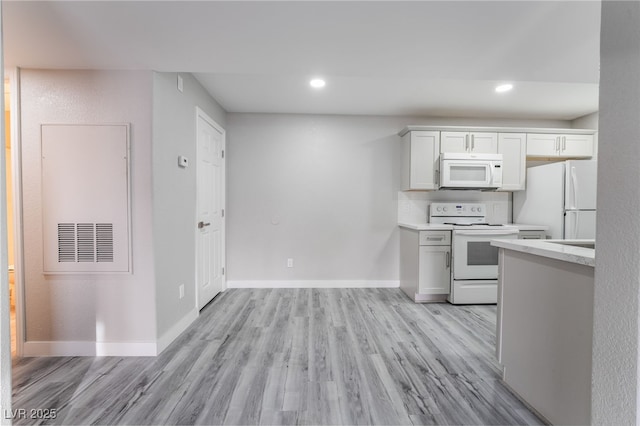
430;203;519;304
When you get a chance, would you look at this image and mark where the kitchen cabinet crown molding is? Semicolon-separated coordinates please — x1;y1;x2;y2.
398;125;596;137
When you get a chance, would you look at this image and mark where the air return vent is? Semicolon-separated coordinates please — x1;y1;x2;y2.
56;223;115;264
57;223;76;263
42;124;131;273
96;223;114;263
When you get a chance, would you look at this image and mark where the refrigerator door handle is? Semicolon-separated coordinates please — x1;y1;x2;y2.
571;166;578;209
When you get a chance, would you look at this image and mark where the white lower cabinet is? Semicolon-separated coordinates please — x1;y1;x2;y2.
418;246;451;295
400;228;451;303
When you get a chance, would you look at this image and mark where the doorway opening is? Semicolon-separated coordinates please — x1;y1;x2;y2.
4;76;16;357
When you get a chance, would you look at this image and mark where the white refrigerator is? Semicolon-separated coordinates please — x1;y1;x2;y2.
513;160;597;239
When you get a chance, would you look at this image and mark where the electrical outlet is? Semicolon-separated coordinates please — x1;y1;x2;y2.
179;284;185;299
287;258;294;268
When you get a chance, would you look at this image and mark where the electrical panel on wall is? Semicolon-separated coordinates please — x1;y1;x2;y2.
41;124;131;273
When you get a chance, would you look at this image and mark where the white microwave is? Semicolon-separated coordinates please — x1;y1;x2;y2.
439;152;503;190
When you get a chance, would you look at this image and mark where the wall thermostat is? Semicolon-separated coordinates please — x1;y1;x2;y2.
178;156;188;168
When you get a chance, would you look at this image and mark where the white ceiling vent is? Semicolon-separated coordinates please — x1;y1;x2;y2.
42;124;131;273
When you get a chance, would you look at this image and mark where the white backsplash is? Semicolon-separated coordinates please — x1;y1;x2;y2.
398;191;512;224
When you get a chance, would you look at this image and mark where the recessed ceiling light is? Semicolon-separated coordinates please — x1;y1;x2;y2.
310;78;326;89
495;83;513;93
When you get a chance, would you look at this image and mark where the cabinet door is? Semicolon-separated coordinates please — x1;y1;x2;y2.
418;246;451;295
559;134;593;158
402;131;440;190
497;133;526;191
440;131;469;153
469;132;498;153
526;134;560;156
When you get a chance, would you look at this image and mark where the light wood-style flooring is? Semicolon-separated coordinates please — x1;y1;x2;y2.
12;288;542;425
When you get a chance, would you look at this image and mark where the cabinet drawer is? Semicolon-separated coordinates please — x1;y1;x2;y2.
518;230;547;240
419;230;451;245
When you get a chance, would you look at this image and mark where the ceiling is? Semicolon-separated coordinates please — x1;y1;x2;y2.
3;1;601;120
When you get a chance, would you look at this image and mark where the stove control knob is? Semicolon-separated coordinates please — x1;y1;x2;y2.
443;207;448;212
471;207;476;212
477;206;483;213
436;206;442;212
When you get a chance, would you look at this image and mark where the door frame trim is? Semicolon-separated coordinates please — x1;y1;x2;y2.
8;67;24;357
195;107;226;311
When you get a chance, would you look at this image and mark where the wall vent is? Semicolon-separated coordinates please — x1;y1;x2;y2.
42;124;131;273
56;223;115;264
96;223;114;263
57;223;76;263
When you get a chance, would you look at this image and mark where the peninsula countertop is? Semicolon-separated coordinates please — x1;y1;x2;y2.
491;239;595;267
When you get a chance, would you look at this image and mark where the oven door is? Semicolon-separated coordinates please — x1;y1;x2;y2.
452;230;518;279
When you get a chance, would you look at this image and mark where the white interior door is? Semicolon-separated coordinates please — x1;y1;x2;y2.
196;108;225;310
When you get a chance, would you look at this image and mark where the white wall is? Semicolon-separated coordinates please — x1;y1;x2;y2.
226;113;569;287
19;70;157;354
152;72;226;340
592;2;640;423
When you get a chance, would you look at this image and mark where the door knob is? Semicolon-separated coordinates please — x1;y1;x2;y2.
198;221;211;229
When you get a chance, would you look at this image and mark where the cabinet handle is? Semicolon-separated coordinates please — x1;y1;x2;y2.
465;134;469;151
446;251;450;268
562;136;566;151
426;236;444;241
471;134;475;151
555;137;560;152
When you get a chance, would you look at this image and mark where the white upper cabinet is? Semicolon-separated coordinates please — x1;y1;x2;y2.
560;134;594;158
440;131;498;154
401;130;440;190
399;126;595;192
527;133;593;158
497;133;526;191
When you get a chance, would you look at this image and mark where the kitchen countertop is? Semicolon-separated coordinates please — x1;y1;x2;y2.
491;239;595;267
398;223;454;231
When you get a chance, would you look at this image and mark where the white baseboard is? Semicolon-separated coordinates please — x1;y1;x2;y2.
96;341;157;357
23;341;98;357
24;340;156;357
156;308;199;355
226;280;400;289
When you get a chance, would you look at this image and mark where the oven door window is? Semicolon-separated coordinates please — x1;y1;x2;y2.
467;241;499;265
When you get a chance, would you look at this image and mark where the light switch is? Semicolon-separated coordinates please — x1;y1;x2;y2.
178;156;188;168
177;75;184;92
